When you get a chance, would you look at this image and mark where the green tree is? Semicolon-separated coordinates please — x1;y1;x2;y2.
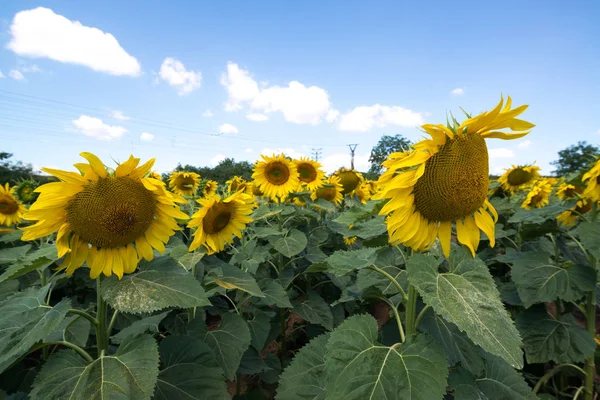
368;134;412;177
164;158;254;184
551;141;599;176
0;152;35;185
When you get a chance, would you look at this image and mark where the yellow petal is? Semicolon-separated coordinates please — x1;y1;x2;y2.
116;155;140;177
136;236;154;261
474;210;495;248
456;216;479;257
89;249;106;279
479;130;531;140
41;168;88;185
129;158;156;179
112;249;124;280
80;152;107;178
102;249;114;277
438;221;452;258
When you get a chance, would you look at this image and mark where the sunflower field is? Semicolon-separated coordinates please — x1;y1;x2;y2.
1;96;600;400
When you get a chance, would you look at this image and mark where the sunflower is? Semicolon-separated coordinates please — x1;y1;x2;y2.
343;236;357;246
253;154;300;201
248;183;263;197
188;192;255;254
311;175;344;205
334;168;363;195
13;179;39;203
169;171;201;196
365;180;379;196
556;183;580;200
352;182;372;204
497;164;541;193
293;158;325;191
582;159;600;201
0;184;27;226
521;179;553;210
202;180;219;197
374;96;534;257
557;198;593;227
149;171;162;181
21;153;189;279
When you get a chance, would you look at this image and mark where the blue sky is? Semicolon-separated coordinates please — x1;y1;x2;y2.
0;0;598;175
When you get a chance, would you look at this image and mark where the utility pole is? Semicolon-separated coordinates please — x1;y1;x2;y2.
348;144;358;169
312;148;322;161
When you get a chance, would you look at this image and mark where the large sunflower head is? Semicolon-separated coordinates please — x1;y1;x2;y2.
556;183;581;200
334;168;363;195
21;153;189;279
0;183;27;226
497;164;541;193
292;158;325;191
226;176;248;193
169;171;201;196
13;179;40;203
201;180;219;197
188;192;255;254
310;175;344;205
557;198;593;227
252;154;300;201
374;95;534;258
521;179;553;210
582;158;600;202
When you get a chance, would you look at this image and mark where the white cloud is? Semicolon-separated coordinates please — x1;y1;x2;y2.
326;109;340;123
338;105;424;132
220;62;260;111
488;147;515;159
211;154;226;166
221;62;335;125
321;153;370;174
110;110;130;121
7;7;141;76
219;123;238;134
0;71;4;78
517;140;532;149
20;64;42;73
451;88;464;96
260;147;306;159
140;132;154;142
246;113;268;122
72;115;127;140
8;70;25;80
202;109;213;117
158;57;202;95
244;148;253;153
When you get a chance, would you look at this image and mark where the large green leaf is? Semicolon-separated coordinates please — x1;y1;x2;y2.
357;267;406;296
100;256;211;314
154;335;228;400
0;245;31;264
46;314;91;348
449;356;538;400
187;312;251;380
324;314;448;400
575;221;600;260
504;251;595;308
407;253;523;369
0;244;58;284
507;204;568;224
271;229;308;258
516;305;595;364
30;334;159;400
276;333;329;400
112;311;171;344
209;263;265;298
325;247;379;276
419;308;484;376
248;308;275;351
258;280;292;308
0;286;70;374
292;290;333;331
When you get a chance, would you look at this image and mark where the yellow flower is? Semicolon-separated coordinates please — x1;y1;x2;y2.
344;236;357;246
13;179;39;203
226;176;248;193
252;154;300;201
352;182;372;204
188;192;255;254
556;183;580;199
582;159;600;201
169;171;201;196
293;158;325;191
21;153;189;279
365;180;379;195
521;179;553;210
375;96;534;257
497;165;541;193
334;168;363;195
557;198;593;227
0;183;27;226
202;180;219;197
149;171;162;181
311;175;344;205
291;197;307;207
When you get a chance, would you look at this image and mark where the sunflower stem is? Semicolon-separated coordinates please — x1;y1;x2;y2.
533;363;587;394
405;285;418;336
584;255;597;400
107;310;119;339
414;305;431;330
380;297;405;343
188;263;198;321
367;265;408;302
68;309;99;328
96;276;109;354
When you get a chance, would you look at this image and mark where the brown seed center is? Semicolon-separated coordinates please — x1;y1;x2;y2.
0;195;19;215
265;162;290;185
297;163;317;183
202;202;233;234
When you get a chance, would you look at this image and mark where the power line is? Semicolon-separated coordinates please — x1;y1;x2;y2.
347;144;358;169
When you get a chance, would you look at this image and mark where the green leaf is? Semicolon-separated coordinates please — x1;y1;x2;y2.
308;227;329;245
31;334;159;400
505;251;595;308
154;335;228;400
292;290;333;331
0;229;22;243
516;305;595;364
0;245;31;264
112;311;171;344
239;347;271;374
258;280;292;308
0;286;70;374
251;204;282;220
46;315;91;348
253;226;285;238
271;229;307;258
276;333;329;400
0;280;19;301
352;217;388;239
324;314;448;400
100;256;211;314
449;356;538;400
575;221;600;260
332;203;375;226
325;247;379;276
356;266;406;296
407;253;523;369
248;308;274;351
0;245;58;283
188;312;251;380
209;263;265;298
507;204;568;224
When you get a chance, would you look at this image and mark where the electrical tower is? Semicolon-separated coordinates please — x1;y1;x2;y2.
312;148;322;161
347;144;358;169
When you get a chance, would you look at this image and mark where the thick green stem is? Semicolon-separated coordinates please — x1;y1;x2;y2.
414;305;431;330
68;309;99;328
367;265;408;302
107;310;119;339
188;263;197;321
96;277;108;353
533;363;586;394
405;285;418;336
40;341;95;363
381;297;405;342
